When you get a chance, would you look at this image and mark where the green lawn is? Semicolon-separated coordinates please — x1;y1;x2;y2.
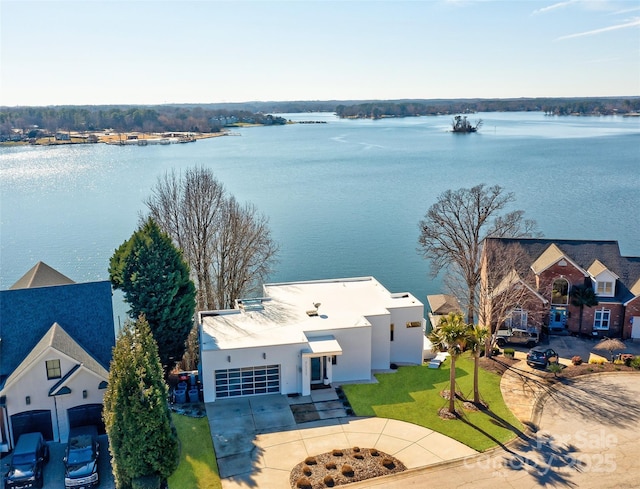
168;413;221;489
341;353;523;452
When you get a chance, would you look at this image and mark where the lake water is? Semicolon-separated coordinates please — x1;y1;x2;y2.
1;112;639;323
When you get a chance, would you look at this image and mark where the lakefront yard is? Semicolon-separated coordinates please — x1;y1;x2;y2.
341;353;523;452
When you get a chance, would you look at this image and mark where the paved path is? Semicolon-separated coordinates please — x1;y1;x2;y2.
345;372;640;489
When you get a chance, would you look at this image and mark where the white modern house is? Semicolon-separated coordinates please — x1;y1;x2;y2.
199;277;426;402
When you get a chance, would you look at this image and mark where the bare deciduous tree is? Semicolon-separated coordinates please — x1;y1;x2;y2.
418;184;540;324
478;238;547;355
145;166;278;311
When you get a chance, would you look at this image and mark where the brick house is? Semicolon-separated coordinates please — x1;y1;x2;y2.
480;238;640;339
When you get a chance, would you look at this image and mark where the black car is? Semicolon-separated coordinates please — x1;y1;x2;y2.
5;432;49;489
63;425;100;489
527;346;559;368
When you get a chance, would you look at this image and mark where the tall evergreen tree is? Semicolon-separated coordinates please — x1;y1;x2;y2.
103;316;179;488
570;284;599;335
110;218;196;373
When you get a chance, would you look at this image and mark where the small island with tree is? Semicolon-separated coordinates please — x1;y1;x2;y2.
451;115;482;133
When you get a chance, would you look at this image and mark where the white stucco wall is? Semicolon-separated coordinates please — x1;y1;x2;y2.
2;350;107;444
388;304;425;365
200;343;305;402
326;325;372;383
367;314;391;370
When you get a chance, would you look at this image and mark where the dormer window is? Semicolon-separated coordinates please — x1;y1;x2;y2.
46;359;61;379
596;281;614;297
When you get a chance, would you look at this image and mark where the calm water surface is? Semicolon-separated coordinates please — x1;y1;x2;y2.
1;112;639;322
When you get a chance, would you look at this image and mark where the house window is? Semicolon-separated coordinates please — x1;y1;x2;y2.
506;308;528;329
594;309;610;330
46;359;61;379
596;281;613;296
390;323;394;341
552;278;569;304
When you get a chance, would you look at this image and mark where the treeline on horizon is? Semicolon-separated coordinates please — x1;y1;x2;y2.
335;97;640;119
1;96;638;136
0;106;287;137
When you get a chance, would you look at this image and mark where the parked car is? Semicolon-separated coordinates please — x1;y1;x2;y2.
63;425;100;489
527;346;559;368
496;327;539;347
5;432;49;489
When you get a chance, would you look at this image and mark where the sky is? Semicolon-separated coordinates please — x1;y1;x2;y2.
1;0;639;106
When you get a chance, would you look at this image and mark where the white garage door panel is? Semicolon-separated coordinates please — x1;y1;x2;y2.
215;365;280;398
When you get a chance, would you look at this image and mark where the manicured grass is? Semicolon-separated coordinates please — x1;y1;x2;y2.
341;353;523;452
168;413;221;489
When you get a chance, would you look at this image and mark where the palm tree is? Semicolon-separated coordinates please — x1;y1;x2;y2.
468;324;490;405
428;312;469;414
570;284;598;335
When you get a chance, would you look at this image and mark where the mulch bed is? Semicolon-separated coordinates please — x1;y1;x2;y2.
290;447;406;489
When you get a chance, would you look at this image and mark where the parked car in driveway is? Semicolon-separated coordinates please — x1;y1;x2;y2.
63;425;100;489
496;327;539;347
527;346;559;368
5;432;49;489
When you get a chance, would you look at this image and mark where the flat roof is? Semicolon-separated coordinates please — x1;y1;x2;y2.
200;276;422;351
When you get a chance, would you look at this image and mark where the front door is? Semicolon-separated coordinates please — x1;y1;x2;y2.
549;307;568;331
310;357;325;384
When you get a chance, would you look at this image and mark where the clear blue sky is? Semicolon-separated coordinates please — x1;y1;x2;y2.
1;0;639;106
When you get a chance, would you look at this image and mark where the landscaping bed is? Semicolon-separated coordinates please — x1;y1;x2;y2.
289;448;405;489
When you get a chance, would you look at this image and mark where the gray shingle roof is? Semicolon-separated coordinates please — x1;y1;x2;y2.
10;261;75;289
0;277;115;386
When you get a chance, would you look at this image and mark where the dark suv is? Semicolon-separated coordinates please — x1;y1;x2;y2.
63;425;100;489
526;346;559;368
5;432;49;489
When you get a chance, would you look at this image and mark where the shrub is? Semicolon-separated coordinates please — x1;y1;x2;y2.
304;456;317;465
352;446;360;452
323;474;335;487
332;449;343;457
631;356;640;370
325;461;337;470
620;354;634;367
382;457;395;469
370;449;380;456
353;453;364;460
302;465;312;476
613;359;625;365
571;355;583;365
503;348;515;358
589;358;606;365
341;464;354;477
296;477;312;489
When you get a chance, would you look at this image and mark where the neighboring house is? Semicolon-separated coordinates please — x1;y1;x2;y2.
480;238;640;339
426;294;463;331
0;262;115;452
199;277;425;402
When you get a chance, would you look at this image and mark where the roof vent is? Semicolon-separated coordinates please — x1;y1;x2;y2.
306;302;321;317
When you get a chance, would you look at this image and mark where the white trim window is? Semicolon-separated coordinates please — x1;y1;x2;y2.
596;281;614;297
594;309;610;330
506;308;528;329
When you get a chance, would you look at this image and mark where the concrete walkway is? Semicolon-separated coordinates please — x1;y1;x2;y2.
219;416;477;489
208;389;477;489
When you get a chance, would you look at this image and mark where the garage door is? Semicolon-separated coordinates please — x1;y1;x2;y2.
11;410;53;442
67;404;105;434
215;365;280;398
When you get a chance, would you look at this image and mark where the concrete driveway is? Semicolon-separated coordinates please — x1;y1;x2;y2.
348;372;640;488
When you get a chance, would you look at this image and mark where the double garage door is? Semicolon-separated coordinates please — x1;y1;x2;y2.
215;364;280;398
